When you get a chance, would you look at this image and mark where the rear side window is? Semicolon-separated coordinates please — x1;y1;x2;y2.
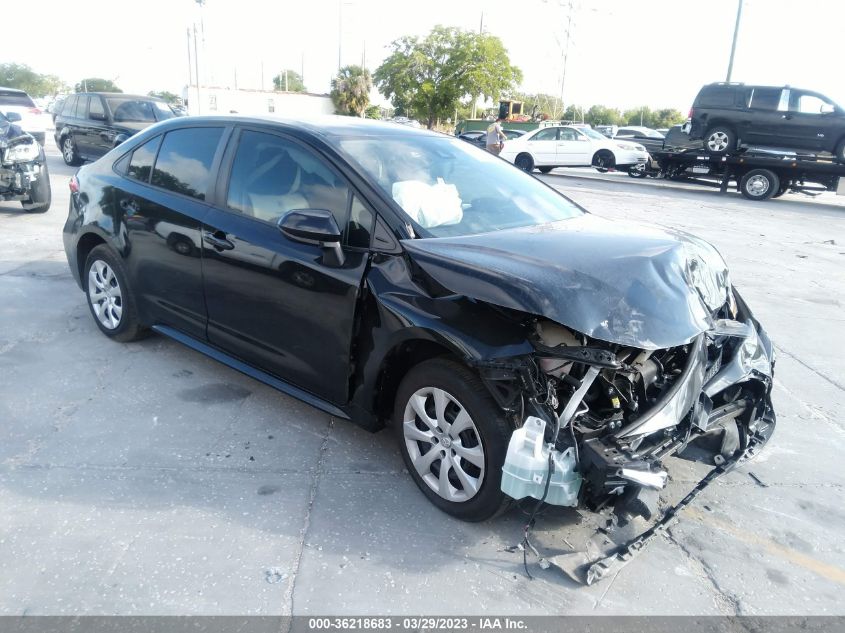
151;127;223;200
0;91;35;107
748;88;782;111
74;96;89;119
127;136;162;182
696;86;737;108
89;97;105;119
62;96;77;116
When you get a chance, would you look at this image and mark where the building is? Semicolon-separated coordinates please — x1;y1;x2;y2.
182;86;334;117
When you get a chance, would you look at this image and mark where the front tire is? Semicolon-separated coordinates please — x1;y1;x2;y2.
538;166;553;174
834;139;845;164
62;136;83;166
704;126;736;155
394;358;512;522
21;164;51;213
514;153;534;172
628;164;648;178
592;150;615;172
739;168;779;201
83;245;146;342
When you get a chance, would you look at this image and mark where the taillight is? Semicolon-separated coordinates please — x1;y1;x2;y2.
688;107;695;118
27;107;42;115
69;175;79;193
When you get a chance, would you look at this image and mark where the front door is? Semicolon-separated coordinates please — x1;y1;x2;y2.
786;90;840;152
201;127;371;405
557;127;592;165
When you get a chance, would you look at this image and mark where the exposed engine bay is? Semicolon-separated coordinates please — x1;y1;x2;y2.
477;290;775;557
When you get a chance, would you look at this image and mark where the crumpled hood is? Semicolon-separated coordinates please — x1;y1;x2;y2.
401;214;731;350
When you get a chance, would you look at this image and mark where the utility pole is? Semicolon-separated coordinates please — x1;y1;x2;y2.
284;69;288;92
338;0;343;71
726;0;743;82
558;0;574;120
186;28;193;97
193;23;201;114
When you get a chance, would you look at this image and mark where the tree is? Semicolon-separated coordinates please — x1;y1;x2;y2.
331;65;372;117
375;26;521;129
75;78;122;93
272;70;306;92
364;105;381;119
148;90;179;104
585;105;623;126
0;63;66;97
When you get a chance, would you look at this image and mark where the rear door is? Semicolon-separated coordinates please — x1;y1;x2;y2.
524;127;559;165
83;95;116;159
112;124;227;338
742;87;785;145
201;126;372;404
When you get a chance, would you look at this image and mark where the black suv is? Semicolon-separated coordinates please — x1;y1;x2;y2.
54;93;174;166
687;83;845;160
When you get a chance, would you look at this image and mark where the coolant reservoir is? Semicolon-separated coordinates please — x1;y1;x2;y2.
501;416;581;506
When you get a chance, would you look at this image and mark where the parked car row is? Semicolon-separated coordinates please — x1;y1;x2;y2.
0;87;49;145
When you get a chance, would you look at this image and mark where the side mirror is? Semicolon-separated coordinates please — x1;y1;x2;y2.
278;209;344;266
5;112;22;122
820;103;835;114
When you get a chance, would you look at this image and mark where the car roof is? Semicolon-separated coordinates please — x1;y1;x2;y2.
77;92;166;101
0;87;29;95
146;114;442;142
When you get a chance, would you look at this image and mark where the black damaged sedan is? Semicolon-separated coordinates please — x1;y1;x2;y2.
63;116;775;522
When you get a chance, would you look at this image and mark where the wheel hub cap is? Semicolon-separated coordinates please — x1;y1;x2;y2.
87;260;123;330
747;175;769;196
403;387;485;503
708;132;728;151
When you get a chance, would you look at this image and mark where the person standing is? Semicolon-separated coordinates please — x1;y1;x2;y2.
485;116;507;155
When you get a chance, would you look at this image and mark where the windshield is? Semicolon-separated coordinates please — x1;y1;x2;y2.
577;127;607;141
107;98;175;122
339;136;583;237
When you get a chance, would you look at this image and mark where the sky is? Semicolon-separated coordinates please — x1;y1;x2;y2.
5;0;845;113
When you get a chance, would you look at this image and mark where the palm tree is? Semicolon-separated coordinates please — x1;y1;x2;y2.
331;65;373;117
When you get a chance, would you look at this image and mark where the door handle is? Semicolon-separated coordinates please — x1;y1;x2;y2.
781;114;793;120
203;231;234;251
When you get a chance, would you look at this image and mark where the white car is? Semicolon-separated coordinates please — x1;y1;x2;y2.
0;87;48;146
499;124;649;174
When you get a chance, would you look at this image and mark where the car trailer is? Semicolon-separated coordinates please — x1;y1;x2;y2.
645;148;845;201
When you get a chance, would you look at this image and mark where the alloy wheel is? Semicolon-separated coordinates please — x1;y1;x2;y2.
707;131;729;152
63;139;75;163
87;260;123;329
402;387;485;503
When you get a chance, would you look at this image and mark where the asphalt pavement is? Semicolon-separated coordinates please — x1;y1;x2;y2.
0;144;843;615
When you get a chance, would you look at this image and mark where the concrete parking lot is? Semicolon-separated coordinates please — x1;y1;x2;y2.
1;143;844;616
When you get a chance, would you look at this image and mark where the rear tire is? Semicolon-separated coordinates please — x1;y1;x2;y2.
21;164;51;213
61;136;83;166
515;153;534;172
704;126;736;155
739;169;779;201
538;166;553;174
628;164;648;178
394;358;512;522
83;245;146;342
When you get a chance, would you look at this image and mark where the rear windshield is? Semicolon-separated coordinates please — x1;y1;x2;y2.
106;97;175;123
0;91;35;107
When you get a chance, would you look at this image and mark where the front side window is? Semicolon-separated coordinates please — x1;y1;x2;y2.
226;129;350;227
127;136;162;182
339;136;583;238
151;127;223;200
531;128;559;141
794;92;831;114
